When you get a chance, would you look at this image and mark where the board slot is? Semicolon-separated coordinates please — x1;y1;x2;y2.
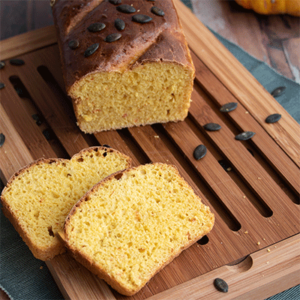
0;76;56;160
197;235;209;245
190;87;300;204
190;51;300;195
146;124;242;232
0;105;35;179
8;75;69;159
175;0;299;165
116;129;152;166
36;65;76;123
10;54;89;157
187;91;299;234
184;116;274;217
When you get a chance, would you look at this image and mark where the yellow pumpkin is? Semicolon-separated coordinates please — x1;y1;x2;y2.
235;0;300;16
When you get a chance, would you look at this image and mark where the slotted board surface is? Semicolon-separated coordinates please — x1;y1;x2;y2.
0;0;299;299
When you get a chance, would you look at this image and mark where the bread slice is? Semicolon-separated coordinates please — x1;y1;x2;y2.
63;163;214;296
1;147;131;261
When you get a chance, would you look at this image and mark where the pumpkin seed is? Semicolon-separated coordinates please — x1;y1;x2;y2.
271;86;285;97
109;0;122;4
0;61;5;70
218;160;232;172
193;145;207;160
220;102;238;112
0;83;5;90
88;22;106;32
0;133;5;147
214;278;228;293
235;131;255;141
15;87;25;97
117;4;136;13
151;6;165;16
105;33;122;42
115;18;125;30
132;14;152;23
84;43;99;57
68;39;79;49
32;114;43;126
265;113;281;124
10;59;25;66
203;123;221;131
43;129;54;141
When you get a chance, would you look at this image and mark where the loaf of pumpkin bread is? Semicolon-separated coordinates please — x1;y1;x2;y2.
52;0;195;133
1;147;131;260
63;163;214;296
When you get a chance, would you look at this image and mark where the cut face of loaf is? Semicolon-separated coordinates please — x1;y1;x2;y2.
64;163;214;296
52;0;195;133
1;147;131;261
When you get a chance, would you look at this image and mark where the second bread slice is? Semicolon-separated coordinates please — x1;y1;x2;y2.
64;163;214;296
1;147;131;261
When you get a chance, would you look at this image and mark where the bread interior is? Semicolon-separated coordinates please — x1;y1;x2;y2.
69;62;194;133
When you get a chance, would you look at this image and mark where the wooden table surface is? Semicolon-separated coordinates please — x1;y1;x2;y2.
0;1;299;300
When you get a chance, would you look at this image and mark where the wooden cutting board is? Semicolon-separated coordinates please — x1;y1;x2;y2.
0;0;299;299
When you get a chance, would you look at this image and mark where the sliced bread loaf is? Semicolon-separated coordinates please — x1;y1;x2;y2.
1;147;131;261
64;163;214;296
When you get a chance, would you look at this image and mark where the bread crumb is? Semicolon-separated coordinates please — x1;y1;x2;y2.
257;241;260;245
243;195;246;199
154;135;159;139
266;261;269;264
258;177;261;180
263;238;266;241
226;167;232;171
245;111;249;114
267;248;271;252
244;231;248;234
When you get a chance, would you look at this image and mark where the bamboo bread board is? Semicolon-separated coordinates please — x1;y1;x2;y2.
0;0;299;299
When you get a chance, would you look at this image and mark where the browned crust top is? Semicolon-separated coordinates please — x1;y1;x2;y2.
52;0;194;92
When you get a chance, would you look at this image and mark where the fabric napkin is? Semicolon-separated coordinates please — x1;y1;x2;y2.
1;3;299;300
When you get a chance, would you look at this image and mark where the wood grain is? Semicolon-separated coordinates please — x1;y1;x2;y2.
0;5;299;300
174;0;300;167
47;254;116;300
148;234;300;300
0;26;56;60
190;50;300;196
